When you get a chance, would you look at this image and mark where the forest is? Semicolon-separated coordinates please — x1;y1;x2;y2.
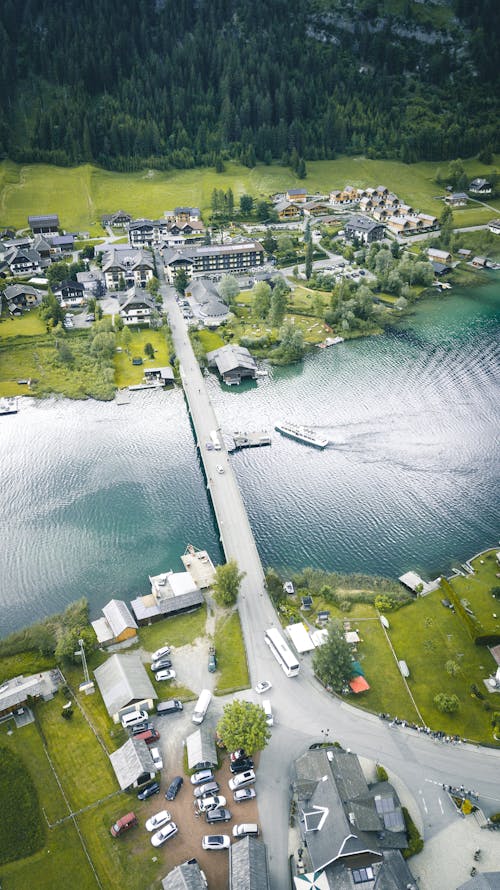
0;0;498;171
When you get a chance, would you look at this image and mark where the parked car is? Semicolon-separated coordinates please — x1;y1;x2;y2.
145;810;171;832
133;728;160;745
229;749;246;763
137;782;160;801
155;669;176;682
190;769;214;786
110;811;138;837
150;747;163;770
151;821;178;847
86;314;95;322
228;770;256;791
121;709;148;730
232;823;259;838
151;657;172;672
208;646;217;672
131;721;152;735
151;645;171;661
202;835;230;850
166;776;183;800
255;680;272;694
156;699;183;716
197;795;227;814
233;788;256;803
230;758;254;774
194;781;220;799
206;807;232;824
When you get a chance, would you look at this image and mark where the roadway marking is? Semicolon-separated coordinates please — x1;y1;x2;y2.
438;797;444;815
418;789;428;813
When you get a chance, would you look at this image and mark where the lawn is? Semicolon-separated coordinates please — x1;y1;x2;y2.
193;329;225;353
213;610;250;695
0;719;69;824
448;550;500;632
0;745;45;865
138;604;208;651
0;309;47;339
114;327;171;389
0;820;99;890
2;155;499;232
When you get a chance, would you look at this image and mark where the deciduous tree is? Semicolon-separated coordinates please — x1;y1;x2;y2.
212;560;245;607
312;622;353;692
217;699;270;755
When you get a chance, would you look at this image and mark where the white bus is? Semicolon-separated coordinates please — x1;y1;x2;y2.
264;627;300;677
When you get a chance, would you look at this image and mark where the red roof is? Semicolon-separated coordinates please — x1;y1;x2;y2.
349;675;370;694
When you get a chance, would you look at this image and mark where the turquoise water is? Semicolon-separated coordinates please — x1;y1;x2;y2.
0;280;498;634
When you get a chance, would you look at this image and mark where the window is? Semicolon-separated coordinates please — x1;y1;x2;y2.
352;866;374;884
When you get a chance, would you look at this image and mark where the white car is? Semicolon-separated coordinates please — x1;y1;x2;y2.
197;794;227;813
150;747;163;770
151;645;171;661
228;770;256;791
191;769;214;786
155;669;176;682
202;834;230;850
151;821;178;847
233;788;256;803
145;809;171;832
255;680;272;694
216;465;224;474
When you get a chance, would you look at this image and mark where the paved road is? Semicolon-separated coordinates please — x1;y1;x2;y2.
155;252;500;889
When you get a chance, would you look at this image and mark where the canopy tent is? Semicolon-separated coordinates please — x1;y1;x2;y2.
349;675;370;694
293;870;330;890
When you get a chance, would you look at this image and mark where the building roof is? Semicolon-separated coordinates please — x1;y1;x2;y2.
186;726;218;770
229;837;270;890
186;279;228;319
102;247;154;272
94;653;156;716
161;861;208;890
4;284;39;300
345;215;383;233
469;178;491;189
60;279;85;292
0;674;44;711
287;188;308;197
457;875;500;890
431;261;451;275
109;737;155;790
206;344;257;375
28;214;59;226
50;234;75;247
102;599;138;637
119;287;155;312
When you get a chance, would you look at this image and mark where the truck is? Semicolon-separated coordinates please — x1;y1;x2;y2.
192;688;212;724
210;430;221;451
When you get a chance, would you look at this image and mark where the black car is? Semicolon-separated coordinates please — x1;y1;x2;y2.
165;776;183;800
230;758;254;774
137;781;160;800
206;807;232;823
152;658;173;672
131;721;152;735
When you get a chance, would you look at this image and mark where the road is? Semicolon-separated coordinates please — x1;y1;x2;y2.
155;252;500;889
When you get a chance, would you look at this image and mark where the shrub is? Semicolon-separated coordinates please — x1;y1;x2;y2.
376;764;388;782
0;746;46;864
434;692;460;713
339;599;353;612
402;806;424;859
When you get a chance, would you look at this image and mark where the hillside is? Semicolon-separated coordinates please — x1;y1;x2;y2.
0;0;499;170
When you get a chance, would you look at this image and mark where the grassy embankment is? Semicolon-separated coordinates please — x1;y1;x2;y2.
213;610;250;695
1;156;499;232
286;551;500;743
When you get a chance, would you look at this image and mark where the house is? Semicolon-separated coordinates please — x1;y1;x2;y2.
162;860;208;890
4;247;42;276
274;200;301;219
472;256;488;268
418;213;438;228
431;261;451;276
397;203;415;216
291;747;415;889
48;234;75;254
130;567;204;625
91;599;138;648
344;215;385;244
162;241;264;283
445;192;468;207
330;186;358;205
128;219;155;247
93;652;157;722
32;235;52;262
76;270;105;296
58;279;86;305
144;367;175;385
173;206;201;222
469;178;492;195
488;219;500;235
109;738;156;790
229;837;270;890
427;248;452;264
302;200;330;216
119;287;156;326
3;284;41;313
286;188;308;202
28;214;59;235
101;210;132;229
0;671;62;719
186;727;218;771
457;873;500;890
457;248;472;257
102;247;154;291
184;278;229;328
206;344;258;385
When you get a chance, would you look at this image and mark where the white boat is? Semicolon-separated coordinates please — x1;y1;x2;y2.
317;336;344;348
275;423;329;449
283;581;295;595
0;397;18;416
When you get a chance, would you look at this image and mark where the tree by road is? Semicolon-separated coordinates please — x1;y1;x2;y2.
174;269;189;295
217;699;270;755
212;559;245;606
312;622;353;692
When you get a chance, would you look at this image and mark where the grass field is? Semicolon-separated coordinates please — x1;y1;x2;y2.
114;327;171;389
0;820;99;890
214;610;250;695
0;745;45;865
138;604;208;651
1;156;499;233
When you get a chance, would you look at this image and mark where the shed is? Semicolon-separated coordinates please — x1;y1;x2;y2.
345;630;361;645
94;653;157;722
91;599;138;647
109;737;155;790
229;836;271;890
144;367;175;384
286;623;315;653
186;726;218;771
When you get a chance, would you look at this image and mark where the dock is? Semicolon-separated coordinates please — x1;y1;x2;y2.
226;431;272;452
128;382;164;391
0;397;18;416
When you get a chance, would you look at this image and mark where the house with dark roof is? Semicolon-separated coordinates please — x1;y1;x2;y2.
101;210;132;229
445;192;468;207
162;241;264;283
28;214;59;235
48;234;75;254
344;216;385;244
93;652;157;722
91;599;138;648
130;567;204;625
286;188;308;202
58;279;86;306
119;286;156;326
229;836;270;890
469;178;492;195
161;859;208;890
3;284;41;314
109;737;156;790
206;344;258;385
33;235;52;261
102;247;154;291
4;247;42;276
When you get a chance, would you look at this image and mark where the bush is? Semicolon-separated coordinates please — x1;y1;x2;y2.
376;764;388;782
434;692;460;714
339;599;353;612
402;806;424;859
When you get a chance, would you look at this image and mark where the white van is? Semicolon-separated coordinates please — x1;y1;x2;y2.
262;699;273;727
121;709;148;730
192;689;212;724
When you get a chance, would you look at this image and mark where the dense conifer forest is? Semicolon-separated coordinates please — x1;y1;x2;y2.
0;0;498;171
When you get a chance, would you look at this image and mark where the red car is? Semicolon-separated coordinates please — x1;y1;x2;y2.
133;728;160;745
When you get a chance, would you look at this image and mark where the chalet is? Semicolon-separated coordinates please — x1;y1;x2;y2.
286;188;308;202
302;200;330;216
28;214;59;235
418;213;438;228
184;278;229;328
372;207;388;222
128;219;155;247
48;234;75;254
330;186;357;205
58;279;85;305
93;652;157;722
102;248;154;291
427;248;452;264
101;210;132;229
375;185;389;197
119;286;156;326
3;284;41;314
358;196;373;212
488;219;500;235
397;203;415;216
206;344;258;385
91;599;138;648
457;248;472;257
344;215;384;244
4;247;42;276
109;738;156;790
32;235;52;261
162;241;264;283
445;192;468;207
386;215;413;234
130;567;204;625
274;200;301;219
173;206;201;222
431;261;451;276
469;178;492;195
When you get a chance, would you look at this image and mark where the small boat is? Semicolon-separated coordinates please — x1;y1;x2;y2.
317;336;344;349
275;423;329;449
283;581;295;595
0;397;18;416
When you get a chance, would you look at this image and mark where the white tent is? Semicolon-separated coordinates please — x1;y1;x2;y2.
286;623;315;653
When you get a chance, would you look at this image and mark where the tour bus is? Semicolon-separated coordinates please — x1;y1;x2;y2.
192;688;212;724
264;627;300;677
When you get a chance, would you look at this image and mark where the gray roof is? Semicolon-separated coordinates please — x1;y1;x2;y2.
345;215;383;233
206;344;257;375
28;214;59;226
186;279;228;318
109;737;155;790
0;674;44;711
229;837;270;890
102;247;154;273
130;588;204;622
94;653;157;716
119;287;155;312
6;247;41;265
161;861;207;890
102;599;138;636
457;876;500;890
4;284;39;300
186;727;218;770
